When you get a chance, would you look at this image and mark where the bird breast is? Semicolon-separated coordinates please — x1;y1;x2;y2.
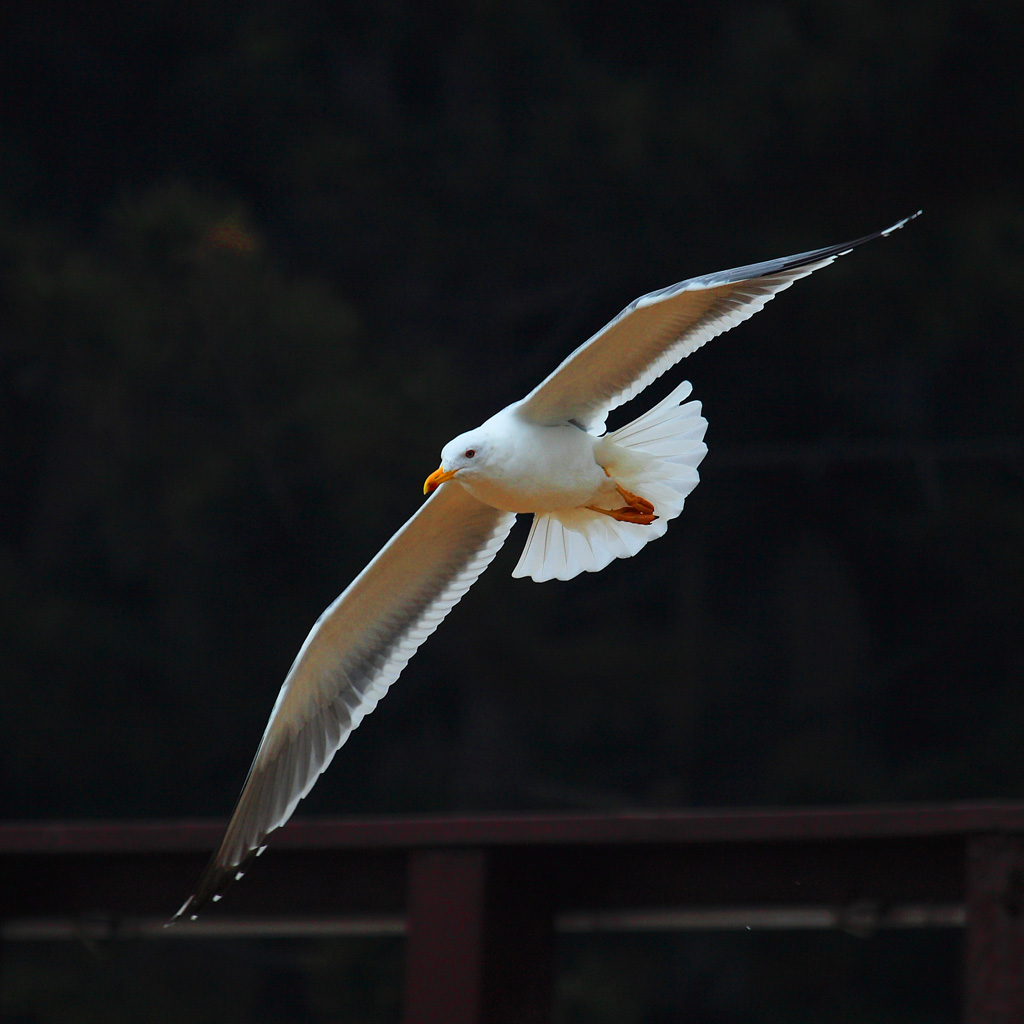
459;416;613;514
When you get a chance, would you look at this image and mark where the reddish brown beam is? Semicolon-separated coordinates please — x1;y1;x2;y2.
404;849;488;1024
403;848;553;1024
0;806;997;926
6;805;1024;1023
965;835;1024;1024
7;802;1024;854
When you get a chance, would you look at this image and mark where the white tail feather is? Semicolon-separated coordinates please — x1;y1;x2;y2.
512;380;707;582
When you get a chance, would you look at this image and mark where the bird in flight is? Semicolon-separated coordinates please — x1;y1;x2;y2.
170;212;919;922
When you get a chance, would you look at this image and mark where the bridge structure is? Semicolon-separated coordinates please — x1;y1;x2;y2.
3;803;1023;1022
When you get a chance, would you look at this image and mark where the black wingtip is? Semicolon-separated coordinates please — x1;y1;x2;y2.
781;210;923;273
689;210;923;292
166;843;267;926
880;210;923;237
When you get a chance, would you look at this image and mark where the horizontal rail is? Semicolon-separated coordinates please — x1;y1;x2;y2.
6;800;1024;853
1;902;967;943
4;802;1024;1023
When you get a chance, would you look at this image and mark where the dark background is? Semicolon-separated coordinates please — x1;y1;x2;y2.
1;0;1021;1020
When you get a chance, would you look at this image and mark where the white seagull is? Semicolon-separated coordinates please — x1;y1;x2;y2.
171;212;918;922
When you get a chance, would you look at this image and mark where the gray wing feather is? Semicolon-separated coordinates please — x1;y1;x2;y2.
171;484;515;922
516;213;919;432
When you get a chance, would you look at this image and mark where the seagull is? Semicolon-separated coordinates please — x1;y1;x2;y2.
170;212;919;922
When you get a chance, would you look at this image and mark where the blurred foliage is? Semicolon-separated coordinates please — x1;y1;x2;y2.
1;0;1022;820
0;179;452;815
0;0;1022;1017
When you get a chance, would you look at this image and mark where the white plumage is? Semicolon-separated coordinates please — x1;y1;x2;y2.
170;212;919;922
511;379;707;581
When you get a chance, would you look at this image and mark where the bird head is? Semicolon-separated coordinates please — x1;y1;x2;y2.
424;431;488;494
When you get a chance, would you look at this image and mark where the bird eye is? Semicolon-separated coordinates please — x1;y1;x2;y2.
464;449;476;459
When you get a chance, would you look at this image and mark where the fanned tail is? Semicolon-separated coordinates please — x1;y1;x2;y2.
512;380;707;582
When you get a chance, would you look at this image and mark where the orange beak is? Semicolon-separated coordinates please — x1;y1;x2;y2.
423;466;458;495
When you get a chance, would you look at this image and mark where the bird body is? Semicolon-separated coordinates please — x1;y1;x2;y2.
437;409;617;514
426;382;709;581
170;212;919;923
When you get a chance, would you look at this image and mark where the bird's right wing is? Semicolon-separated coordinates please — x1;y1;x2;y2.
171;483;515;923
516;213;920;433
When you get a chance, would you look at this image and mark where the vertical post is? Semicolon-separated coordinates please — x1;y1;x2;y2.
403;848;487;1024
965;835;1024;1023
402;847;554;1024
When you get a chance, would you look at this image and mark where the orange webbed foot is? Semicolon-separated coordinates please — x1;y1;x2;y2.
586;484;658;525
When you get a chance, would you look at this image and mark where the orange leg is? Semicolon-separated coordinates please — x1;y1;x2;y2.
586;483;657;525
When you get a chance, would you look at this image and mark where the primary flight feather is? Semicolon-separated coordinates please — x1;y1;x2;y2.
171;212;919;922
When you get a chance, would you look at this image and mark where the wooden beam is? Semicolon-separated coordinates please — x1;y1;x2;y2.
965;835;1024;1023
402;848;553;1024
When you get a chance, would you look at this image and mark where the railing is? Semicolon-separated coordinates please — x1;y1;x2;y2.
3;803;1024;1022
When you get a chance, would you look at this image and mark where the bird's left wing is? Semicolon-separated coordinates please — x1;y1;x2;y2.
516;213;919;432
171;483;515;922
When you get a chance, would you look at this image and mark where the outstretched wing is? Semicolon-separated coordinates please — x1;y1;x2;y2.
171;484;515;923
516;213;919;432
